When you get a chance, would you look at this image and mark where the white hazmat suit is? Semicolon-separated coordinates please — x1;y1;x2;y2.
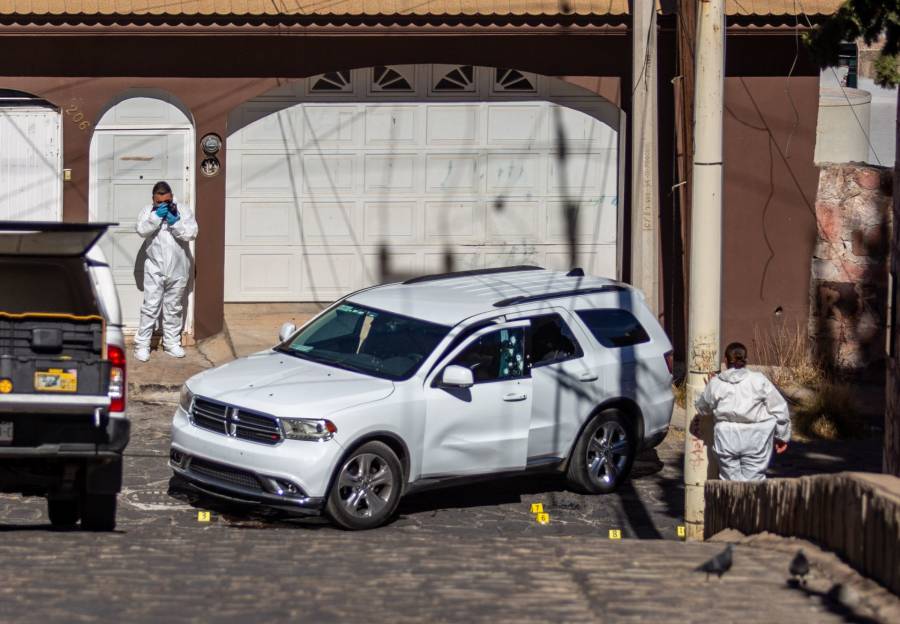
695;367;790;481
135;201;198;351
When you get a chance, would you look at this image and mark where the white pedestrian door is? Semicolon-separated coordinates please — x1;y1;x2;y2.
92;130;191;329
0;105;61;221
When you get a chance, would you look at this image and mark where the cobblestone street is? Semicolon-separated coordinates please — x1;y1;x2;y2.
0;401;889;622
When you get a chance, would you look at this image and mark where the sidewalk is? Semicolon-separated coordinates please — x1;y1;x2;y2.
126;303;322;402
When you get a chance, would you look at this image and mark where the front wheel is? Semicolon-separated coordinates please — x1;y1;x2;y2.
566;409;636;494
326;441;402;530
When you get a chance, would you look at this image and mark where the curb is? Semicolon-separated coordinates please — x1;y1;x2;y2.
129;382;181;405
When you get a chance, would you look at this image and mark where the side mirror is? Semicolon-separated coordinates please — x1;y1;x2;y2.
441;365;474;388
278;322;296;343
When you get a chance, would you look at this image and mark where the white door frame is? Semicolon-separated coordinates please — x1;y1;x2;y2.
88;125;196;335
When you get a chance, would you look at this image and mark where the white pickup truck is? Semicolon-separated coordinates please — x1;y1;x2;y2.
0;222;128;531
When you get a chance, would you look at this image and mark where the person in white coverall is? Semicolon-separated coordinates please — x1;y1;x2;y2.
695;342;790;481
133;181;198;362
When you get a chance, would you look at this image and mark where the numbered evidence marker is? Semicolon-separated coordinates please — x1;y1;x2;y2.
536;513;550;525
608;529;622;540
197;511;211;522
677;525;686;539
530;503;544;514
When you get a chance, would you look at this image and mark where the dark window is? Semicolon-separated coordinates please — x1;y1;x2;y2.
528;314;583;367
576;309;650;348
373;66;412;91
450;327;526;383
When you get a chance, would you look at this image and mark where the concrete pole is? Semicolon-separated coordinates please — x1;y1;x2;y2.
630;0;660;315
683;0;725;541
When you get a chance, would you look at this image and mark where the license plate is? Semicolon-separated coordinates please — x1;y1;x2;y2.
0;421;12;445
34;369;78;392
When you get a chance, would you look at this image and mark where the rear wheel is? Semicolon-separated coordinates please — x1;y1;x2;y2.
80;493;117;531
567;409;636;494
47;498;80;527
326;441;402;530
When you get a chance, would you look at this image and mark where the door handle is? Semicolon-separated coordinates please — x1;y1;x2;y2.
578;373;599;382
502;392;528;402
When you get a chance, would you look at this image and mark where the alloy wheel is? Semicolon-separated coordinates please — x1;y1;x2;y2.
585;421;630;486
336;452;396;519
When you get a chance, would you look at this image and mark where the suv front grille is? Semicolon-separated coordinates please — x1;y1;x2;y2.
189;457;263;492
190;398;282;445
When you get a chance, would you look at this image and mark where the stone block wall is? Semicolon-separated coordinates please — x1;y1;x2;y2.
810;164;893;373
705;473;900;595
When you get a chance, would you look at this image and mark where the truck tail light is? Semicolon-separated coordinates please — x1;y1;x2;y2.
108;345;126;413
664;350;674;375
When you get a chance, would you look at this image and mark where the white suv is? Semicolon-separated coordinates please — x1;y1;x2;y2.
170;266;674;529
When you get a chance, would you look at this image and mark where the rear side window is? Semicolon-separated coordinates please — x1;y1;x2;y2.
576;309;650;348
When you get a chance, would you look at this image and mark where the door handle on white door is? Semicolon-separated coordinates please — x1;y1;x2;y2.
502;392;528;402
578;373;599;382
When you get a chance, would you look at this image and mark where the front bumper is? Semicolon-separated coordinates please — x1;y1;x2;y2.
170;405;341;503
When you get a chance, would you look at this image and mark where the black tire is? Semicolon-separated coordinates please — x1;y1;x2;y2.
326;441;403;530
566;409;636;494
47;497;80;527
80;493;117;532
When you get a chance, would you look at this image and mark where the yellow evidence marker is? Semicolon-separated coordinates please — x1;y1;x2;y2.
677;525;686;539
536;513;550;525
608;529;622;540
530;503;544;514
197;511;211;522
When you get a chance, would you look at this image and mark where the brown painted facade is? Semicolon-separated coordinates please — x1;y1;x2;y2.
0;15;823;357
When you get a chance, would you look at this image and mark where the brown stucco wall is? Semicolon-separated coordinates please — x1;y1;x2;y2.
722;76;821;355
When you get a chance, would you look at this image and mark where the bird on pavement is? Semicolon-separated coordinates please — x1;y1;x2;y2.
789;549;810;585
695;544;734;580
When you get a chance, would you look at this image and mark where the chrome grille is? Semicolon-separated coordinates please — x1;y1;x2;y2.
190;398;282;445
189;457;263;492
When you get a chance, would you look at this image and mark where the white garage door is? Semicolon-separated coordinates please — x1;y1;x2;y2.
225;65;622;302
0;100;61;221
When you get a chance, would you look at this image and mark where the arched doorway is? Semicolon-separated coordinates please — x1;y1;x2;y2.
225;65;623;302
0;89;61;221
89;89;195;331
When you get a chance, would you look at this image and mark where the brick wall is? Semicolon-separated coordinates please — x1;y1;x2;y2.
809;164;893;373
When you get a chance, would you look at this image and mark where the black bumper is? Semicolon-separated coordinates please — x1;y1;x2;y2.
0;417;130;459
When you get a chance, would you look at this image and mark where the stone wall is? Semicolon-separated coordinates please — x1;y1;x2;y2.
810;164;893;373
705;473;900;595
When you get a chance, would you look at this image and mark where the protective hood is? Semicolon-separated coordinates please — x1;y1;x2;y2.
717;367;750;384
186;350;395;418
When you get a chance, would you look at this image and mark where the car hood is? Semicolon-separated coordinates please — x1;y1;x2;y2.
187;350;395;418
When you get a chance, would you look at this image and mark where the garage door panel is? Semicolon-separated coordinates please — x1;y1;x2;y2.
485;249;541;268
545;245;617;277
0;107;61;221
226;250;298;300
423;252;481;274
424;201;484;242
230;152;300;197
301;201;359;244
553;106;618;149
364;106;419;145
486;201;541;243
425;154;480;194
548;152;617;196
365;155;418;194
303;252;360;294
426;105;481;145
486;153;542;196
364;201;418;244
301;154;355;194
303;105;360;147
225;200;300;245
547;199;617;244
362;251;418;283
228;105;303;150
487;105;546;145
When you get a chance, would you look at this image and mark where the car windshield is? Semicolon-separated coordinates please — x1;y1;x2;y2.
276;302;450;381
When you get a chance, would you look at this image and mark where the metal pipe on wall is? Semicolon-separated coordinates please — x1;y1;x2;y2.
683;0;724;541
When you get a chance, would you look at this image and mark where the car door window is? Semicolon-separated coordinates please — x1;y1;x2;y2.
528;314;583;367
576;309;650;348
450;327;526;383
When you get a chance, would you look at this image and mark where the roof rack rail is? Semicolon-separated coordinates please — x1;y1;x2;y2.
402;265;544;285
493;285;627;307
566;267;585;277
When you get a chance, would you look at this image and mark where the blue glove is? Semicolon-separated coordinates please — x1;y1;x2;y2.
165;211;180;226
154;202;169;219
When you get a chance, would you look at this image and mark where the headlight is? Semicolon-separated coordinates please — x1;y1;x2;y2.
179;385;194;412
280;418;337;441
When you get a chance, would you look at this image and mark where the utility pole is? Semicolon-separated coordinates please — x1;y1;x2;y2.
630;0;660;315
683;0;725;541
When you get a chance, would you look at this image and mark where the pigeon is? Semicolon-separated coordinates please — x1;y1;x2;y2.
696;544;734;580
789;549;810;584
